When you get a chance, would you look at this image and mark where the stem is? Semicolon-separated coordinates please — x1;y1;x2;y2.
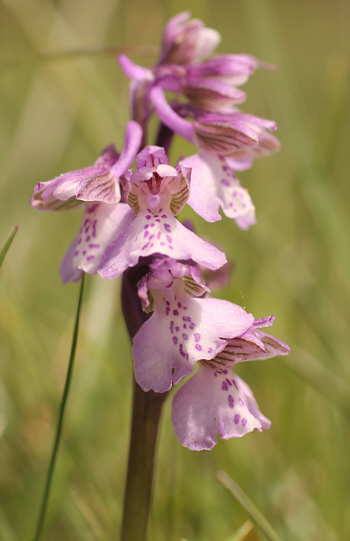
120;265;168;541
34;274;85;541
120;381;166;541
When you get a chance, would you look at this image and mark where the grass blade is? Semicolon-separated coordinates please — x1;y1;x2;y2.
217;471;282;541
34;274;85;541
0;226;18;268
224;520;257;541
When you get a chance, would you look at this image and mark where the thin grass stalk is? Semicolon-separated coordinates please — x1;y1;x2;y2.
34;273;85;541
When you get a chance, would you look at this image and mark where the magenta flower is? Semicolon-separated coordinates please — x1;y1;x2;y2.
97;146;227;279
149;88;279;227
213;315;291;366
30;121;142;282
171;316;290;450
118;12;262;129
31;121;142;208
132;257;254;393
159;11;221;66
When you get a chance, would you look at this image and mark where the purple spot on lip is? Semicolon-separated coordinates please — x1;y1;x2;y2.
166;235;172;243
164;223;171;232
221;178;230;187
88;243;100;249
86;255;95;261
74;250;79;256
183;316;191;322
182;333;188;340
141;243;149;250
173;310;179;316
165;307;170;316
194;333;201;342
86;235;91;241
161;214;167;218
151;223;155;227
242;418;247;427
170;321;174;334
234;414;240;424
195;344;202;351
222;381;228;391
177;302;182;308
208;347;213;353
179;344;186;357
144;231;149;238
228;395;234;408
226;378;232;386
82;250;86;255
172;336;178;344
144;224;149;229
146;215;151;220
175;326;179;332
189;322;195;330
232;379;238;390
87;204;98;214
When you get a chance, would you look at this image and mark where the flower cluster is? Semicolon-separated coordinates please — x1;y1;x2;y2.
31;12;289;450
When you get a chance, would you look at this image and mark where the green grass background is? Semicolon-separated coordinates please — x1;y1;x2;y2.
1;0;349;539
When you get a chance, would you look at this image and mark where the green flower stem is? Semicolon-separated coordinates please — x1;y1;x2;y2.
34;274;85;541
120;265;168;541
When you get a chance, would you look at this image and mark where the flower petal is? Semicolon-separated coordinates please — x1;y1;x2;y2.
98;211;226;279
181;152;256;228
160;12;221;66
171;365;270;450
132;294;253;393
60;202;134;283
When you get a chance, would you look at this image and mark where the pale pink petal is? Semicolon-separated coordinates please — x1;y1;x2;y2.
60;202;134;283
132;294;253;393
179;153;222;222
98;211;226;279
181;152;256;228
171;365;270;450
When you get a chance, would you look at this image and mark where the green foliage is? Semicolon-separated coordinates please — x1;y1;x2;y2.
1;0;349;540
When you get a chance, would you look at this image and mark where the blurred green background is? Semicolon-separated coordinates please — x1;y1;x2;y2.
1;0;349;539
